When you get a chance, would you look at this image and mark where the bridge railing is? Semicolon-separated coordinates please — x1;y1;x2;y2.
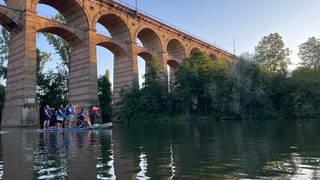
112;0;233;55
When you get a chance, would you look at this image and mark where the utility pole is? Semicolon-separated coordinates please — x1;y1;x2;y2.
135;0;138;11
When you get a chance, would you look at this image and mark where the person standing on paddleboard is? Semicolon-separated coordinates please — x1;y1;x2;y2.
43;105;52;129
57;104;65;129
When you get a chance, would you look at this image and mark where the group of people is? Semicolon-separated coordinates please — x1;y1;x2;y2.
43;104;101;129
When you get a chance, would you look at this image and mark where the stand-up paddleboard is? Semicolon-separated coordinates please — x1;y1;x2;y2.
38;122;112;132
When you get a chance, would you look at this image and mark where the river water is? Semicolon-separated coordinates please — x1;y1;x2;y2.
1;119;320;179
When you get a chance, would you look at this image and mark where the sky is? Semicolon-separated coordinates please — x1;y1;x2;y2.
2;0;320;86
119;0;320;70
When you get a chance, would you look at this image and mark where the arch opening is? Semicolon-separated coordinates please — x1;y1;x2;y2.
97;41;127;91
97;14;131;44
36;31;71;124
190;47;201;56
96;45;113;122
136;38;143;47
167;39;185;61
36;4;64;23
167;60;179;86
96;23;111;38
137;52;153;88
37;26;82;47
209;53;218;61
137;28;162;54
36;0;88;30
96;46;115;92
0;25;9;84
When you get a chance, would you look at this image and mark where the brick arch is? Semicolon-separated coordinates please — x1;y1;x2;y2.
97;41;127;57
209;53;219;61
138;51;153;61
189;47;201;56
37;26;83;46
167;59;180;69
33;0;89;30
166;39;186;61
0;6;20;31
93;11;132;45
136;27;163;54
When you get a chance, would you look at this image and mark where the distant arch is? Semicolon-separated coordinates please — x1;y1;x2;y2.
34;0;89;30
97;41;126;57
37;26;82;46
138;51;153;62
209;53;218;61
136;28;162;54
167;59;180;69
189;47;201;56
166;39;186;61
94;12;132;45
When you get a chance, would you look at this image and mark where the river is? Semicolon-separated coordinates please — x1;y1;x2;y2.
0;119;320;179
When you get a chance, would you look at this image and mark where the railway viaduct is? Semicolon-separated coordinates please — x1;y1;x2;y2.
0;0;234;127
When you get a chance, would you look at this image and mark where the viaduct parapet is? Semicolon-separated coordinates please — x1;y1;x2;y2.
0;0;234;126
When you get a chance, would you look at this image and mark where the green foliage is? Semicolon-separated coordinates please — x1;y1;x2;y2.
298;37;320;71
37;69;69;109
174;52;227;117
116;56;169;121
36;46;68;109
231;59;274;118
37;14;70;110
254;33;291;74
0;84;5;120
43;14;70;72
0;27;9;80
98;71;112;123
290;67;320;117
36;49;51;81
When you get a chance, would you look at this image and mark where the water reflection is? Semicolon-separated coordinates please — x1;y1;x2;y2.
1;119;320;179
32;129;114;180
136;148;150;180
96;131;116;180
168;144;176;179
34;132;69;179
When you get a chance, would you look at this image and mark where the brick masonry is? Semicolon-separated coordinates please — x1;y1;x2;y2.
0;0;234;127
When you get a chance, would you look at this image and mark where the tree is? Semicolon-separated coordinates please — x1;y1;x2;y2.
37;14;70;110
290;67;320;117
43;14;70;72
0;27;9;80
37;69;69;109
36;49;51;82
298;37;320;71
174;52;227;117
98;70;112;123
116;56;168;121
254;33;291;74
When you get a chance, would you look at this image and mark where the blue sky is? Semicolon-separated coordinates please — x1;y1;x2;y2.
2;0;320;86
123;0;320;69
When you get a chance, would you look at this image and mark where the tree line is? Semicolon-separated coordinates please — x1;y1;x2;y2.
116;33;320;121
0;24;320;122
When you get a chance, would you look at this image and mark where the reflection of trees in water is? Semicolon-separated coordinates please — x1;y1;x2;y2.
96;130;115;180
113;120;320;179
136;150;150;179
33;131;109;179
0;134;3;179
33;132;68;179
